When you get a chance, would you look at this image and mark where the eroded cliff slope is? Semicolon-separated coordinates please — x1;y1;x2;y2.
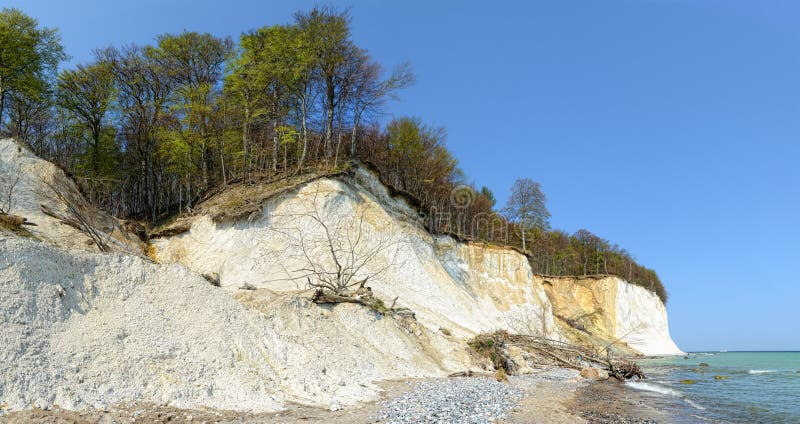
152;164;683;356
0;138;681;415
0;139;463;413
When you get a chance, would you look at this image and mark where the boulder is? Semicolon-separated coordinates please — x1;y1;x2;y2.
580;367;610;381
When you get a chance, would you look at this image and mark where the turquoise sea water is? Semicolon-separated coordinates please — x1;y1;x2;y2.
631;352;800;423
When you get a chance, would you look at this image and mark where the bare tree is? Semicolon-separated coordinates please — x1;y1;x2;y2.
348;61;414;157
0;159;21;215
267;183;407;299
38;175;110;252
503;178;550;251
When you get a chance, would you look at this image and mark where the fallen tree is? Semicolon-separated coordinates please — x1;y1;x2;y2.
467;331;645;381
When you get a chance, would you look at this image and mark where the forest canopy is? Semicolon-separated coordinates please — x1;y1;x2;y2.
0;6;667;302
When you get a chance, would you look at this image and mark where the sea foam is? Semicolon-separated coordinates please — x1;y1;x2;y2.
627;381;707;410
627;381;683;397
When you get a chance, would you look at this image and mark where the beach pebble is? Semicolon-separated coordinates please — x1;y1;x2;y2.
377;377;522;424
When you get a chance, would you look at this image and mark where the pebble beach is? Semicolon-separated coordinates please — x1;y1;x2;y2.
1;367;683;424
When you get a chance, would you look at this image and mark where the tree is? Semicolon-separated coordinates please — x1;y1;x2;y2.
480;186;496;208
100;45;174;222
294;6;358;165
503;178;550;251
57;60;116;175
154;31;234;187
0;157;21;215
6;88;53;145
0;8;66;131
347;59;414;157
268;184;406;296
230;23;318;173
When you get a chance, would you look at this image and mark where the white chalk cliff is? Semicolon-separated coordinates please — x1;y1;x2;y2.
0;138;682;415
152;165;682;356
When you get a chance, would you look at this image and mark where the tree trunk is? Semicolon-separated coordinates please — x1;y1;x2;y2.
283;139;287;173
0;83;5;132
242;99;250;178
92;125;101;176
298;97;309;173
522;227;527;251
350;112;361;156
272;134;278;173
334;111;344;168
324;75;335;166
200;140;209;189
220;134;227;186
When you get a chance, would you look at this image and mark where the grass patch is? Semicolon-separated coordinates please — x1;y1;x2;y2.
468;331;513;372
145;243;159;262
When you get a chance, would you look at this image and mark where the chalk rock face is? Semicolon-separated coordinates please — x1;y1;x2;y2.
153;166;683;356
0;236;461;412
0;139;684;415
541;275;683;356
614;278;683;355
0;138;141;253
152;168;561;340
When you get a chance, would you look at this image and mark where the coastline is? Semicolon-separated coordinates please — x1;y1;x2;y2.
0;366;701;424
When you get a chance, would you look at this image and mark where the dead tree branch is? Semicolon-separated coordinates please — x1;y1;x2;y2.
39;178;110;252
0;159;21;215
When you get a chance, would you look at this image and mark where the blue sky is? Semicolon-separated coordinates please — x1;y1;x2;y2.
8;0;799;351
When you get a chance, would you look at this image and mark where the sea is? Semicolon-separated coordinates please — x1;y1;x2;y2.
627;351;800;423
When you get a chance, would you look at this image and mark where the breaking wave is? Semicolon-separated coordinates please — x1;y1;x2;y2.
627;381;706;410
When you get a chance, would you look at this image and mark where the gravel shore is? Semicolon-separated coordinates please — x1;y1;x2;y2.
1;367;683;424
377;377;522;423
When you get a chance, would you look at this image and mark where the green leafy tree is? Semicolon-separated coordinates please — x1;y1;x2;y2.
0;8;66;131
480;186;496;208
99;45;174;221
231;23;321;172
294;6;359;165
154;31;234;186
57;60;116;175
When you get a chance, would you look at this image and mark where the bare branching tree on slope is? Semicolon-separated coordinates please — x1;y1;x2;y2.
268;184;407;297
0;159;21;215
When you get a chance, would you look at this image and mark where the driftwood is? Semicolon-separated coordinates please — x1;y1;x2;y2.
507;334;612;369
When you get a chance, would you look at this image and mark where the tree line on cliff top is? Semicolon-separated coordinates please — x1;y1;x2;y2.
0;6;666;302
